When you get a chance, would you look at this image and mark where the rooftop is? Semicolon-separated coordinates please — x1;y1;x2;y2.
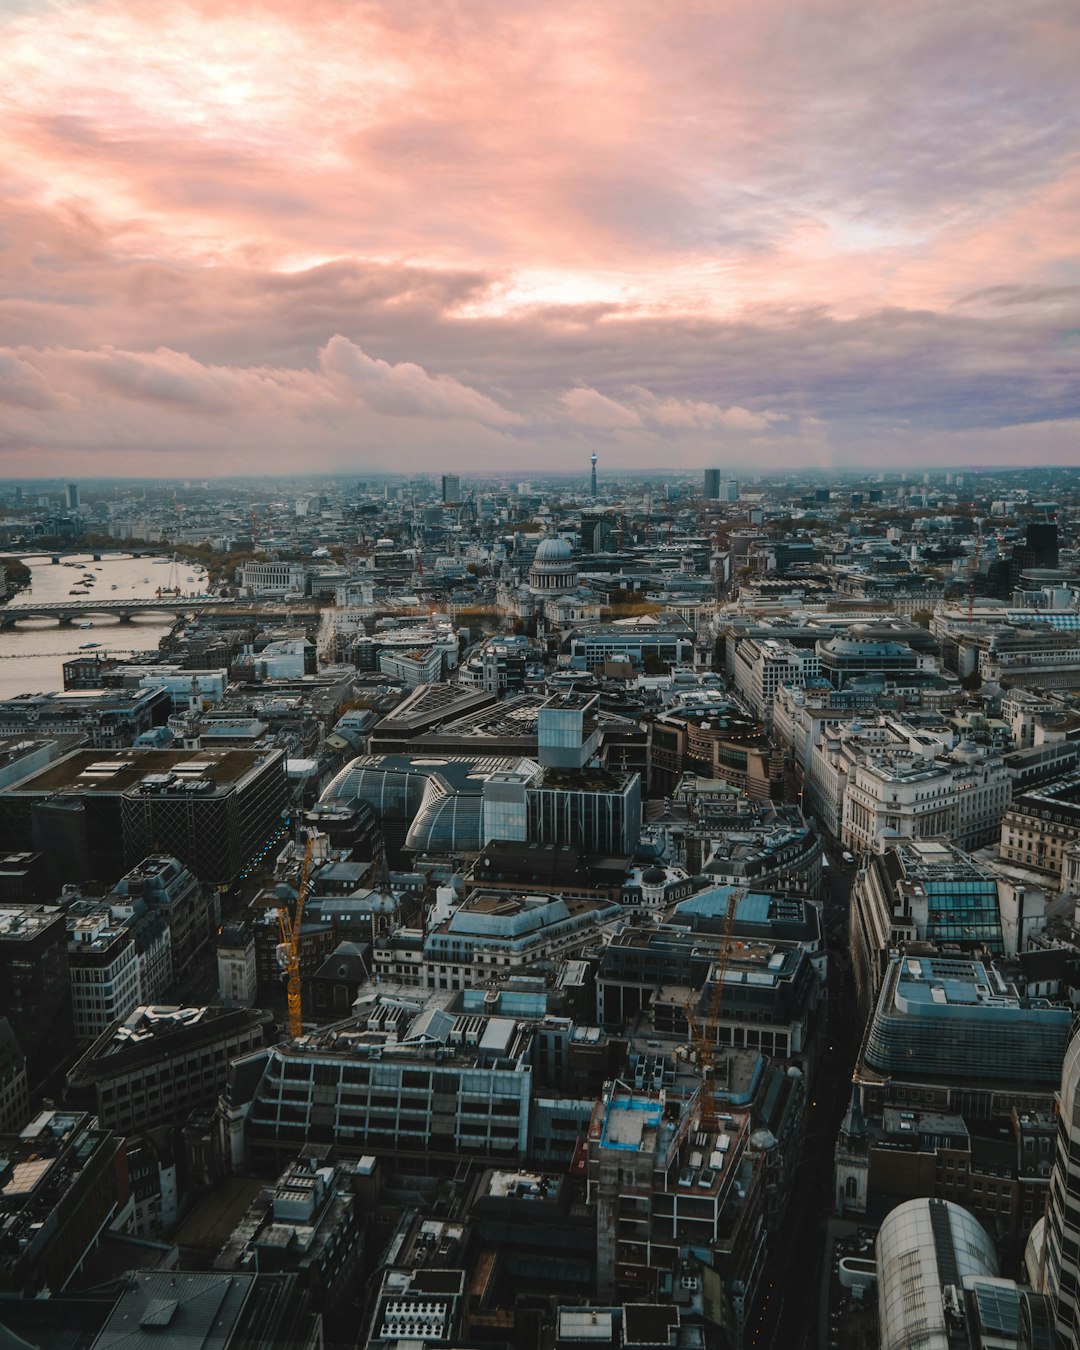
5;746;282;797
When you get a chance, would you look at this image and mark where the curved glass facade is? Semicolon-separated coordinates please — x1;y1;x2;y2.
877;1199;997;1350
322;759;435;823
864;956;1072;1085
405;778;484;854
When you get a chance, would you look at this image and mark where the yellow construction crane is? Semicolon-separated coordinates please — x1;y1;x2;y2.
276;831;318;1040
691;887;742;1132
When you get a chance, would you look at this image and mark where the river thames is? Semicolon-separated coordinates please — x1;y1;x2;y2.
0;552;207;700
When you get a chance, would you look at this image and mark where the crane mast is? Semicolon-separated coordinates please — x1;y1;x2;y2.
693;887;742;1132
277;831;318;1040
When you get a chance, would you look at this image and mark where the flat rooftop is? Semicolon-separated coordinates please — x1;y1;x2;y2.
6;746;281;795
0;904;63;939
599;1094;664;1152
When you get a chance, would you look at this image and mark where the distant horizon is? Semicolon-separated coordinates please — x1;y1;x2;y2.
3;463;1080;488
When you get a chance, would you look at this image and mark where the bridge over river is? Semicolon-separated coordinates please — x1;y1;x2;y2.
0;596;231;628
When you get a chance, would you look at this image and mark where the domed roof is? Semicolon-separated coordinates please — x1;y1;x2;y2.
641;865;667;886
534;536;573;562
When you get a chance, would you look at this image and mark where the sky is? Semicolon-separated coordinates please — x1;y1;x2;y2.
0;0;1078;478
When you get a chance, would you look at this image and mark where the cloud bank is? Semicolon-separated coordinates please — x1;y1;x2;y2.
0;0;1078;474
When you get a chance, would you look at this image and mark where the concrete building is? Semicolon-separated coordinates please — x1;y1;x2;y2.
218;920;257;1007
65;1004;273;1134
0;747;289;888
0;687;171;750
421;890;624;992
0;1110;129;1296
563;614;695;674
1000;771;1080;889
597;926;823;1080
732;638;822;721
238;560;309;597
228;1001;535;1175
0;903;72;1083
0;1018;29;1133
215;1146;366;1338
112;854;213;980
86;1270;319;1350
66;908;171;1043
586;1086;766;1343
842;743;1011;855
848;840;1036;1020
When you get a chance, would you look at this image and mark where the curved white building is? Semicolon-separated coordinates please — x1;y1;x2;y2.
876;1198;997;1350
1045;1029;1080;1343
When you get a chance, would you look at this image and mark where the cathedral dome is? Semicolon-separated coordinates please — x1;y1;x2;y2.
534;536;573;562
529;536;578;593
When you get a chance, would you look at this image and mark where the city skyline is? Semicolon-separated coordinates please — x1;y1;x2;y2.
1;1;1078;477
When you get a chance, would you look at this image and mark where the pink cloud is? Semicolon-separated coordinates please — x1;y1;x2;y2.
319;336;520;424
0;0;1078;472
560;387;642;429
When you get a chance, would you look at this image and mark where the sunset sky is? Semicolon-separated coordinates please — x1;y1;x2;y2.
1;0;1078;477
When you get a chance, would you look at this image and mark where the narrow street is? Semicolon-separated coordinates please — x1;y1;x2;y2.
758;844;861;1349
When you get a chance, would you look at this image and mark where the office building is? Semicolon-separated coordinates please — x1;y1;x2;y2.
842;744;1011;854
703;469;721;499
65;482;79;512
0;1018;29;1133
0;904;72;1083
586;1087;766;1340
1043;1027;1080;1344
580;511;611;552
215;1147;366;1338
67;909;169;1043
237;559;309;597
0;747;289;888
732;638;822;721
218;920;257;1007
1000;770;1080;887
855;954;1072;1118
87;1271;319;1350
876;1199;998;1350
0;686;171;750
599;926;822;1080
565;614;695;673
441;473;461;505
228;1002;535;1175
65;1004;273;1134
848;840;1020;1020
111;854;213;980
421;890;623;992
0;1110;128;1296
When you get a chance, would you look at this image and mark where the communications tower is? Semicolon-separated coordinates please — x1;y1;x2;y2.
590;452;598;498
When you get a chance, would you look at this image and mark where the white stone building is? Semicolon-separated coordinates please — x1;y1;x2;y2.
842;742;1011;855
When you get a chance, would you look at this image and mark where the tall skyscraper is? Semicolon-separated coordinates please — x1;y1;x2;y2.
66;482;79;512
703;468;721;499
590;452;598;498
441;474;460;505
1043;1028;1080;1343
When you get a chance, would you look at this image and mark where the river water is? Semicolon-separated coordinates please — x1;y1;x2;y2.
0;552;208;699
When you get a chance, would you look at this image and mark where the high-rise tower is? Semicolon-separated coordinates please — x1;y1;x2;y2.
590;453;598;498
